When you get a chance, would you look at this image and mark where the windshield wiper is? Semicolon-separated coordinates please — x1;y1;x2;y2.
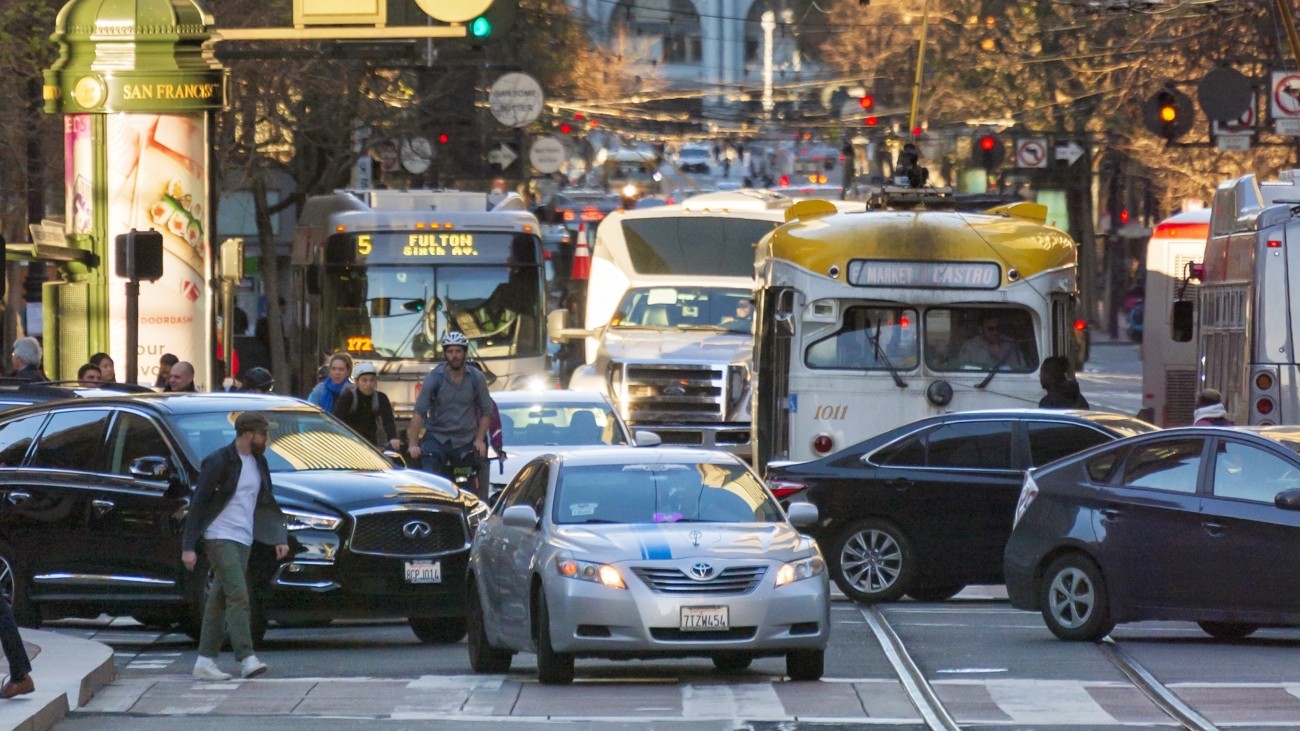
869;320;908;389
976;348;1014;389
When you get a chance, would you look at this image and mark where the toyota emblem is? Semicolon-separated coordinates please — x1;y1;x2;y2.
688;562;715;581
403;520;432;539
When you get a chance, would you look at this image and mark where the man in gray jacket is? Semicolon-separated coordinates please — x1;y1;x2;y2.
181;412;288;680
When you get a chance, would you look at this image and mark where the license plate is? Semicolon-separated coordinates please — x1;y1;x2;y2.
680;605;728;631
404;561;442;584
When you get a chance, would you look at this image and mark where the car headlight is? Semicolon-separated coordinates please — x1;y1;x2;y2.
467;498;490;535
555;555;626;589
775;555;825;587
283;508;342;532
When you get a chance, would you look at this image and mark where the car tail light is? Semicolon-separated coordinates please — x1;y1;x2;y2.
1257;397;1275;416
812;434;834;455
563;210;575;222
1012;473;1039;529
1073;319;1087;332
1256;372;1275;391
767;479;807;500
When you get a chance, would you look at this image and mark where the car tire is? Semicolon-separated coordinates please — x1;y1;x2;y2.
786;649;824;681
906;584;966;602
828;519;915;603
535;589;574;685
712;652;753;672
467;579;512;673
0;540;39;628
409;617;468;644
1040;554;1114;642
1197;621;1258;640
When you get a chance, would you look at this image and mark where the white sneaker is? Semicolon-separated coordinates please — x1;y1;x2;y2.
193;656;232;681
240;655;268;679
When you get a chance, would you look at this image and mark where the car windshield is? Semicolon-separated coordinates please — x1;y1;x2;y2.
171;409;393;472
499;401;629;446
553;462;782;524
612;286;753;333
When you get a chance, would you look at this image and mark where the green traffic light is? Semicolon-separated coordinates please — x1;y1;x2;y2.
470;16;491;38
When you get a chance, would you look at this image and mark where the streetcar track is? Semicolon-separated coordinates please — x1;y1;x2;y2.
860;604;961;731
1098;636;1219;731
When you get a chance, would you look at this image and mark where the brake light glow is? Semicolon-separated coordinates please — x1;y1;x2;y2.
1073;319;1087;331
1268;239;1283;248
767;480;807;499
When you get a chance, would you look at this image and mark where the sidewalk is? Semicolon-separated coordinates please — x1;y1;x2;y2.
0;629;115;731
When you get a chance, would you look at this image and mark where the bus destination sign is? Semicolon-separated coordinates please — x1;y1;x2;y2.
326;230;541;266
359;233;480;258
847;260;1001;289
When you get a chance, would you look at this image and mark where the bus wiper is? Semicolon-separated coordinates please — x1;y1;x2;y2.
870;321;908;389
976;349;1013;389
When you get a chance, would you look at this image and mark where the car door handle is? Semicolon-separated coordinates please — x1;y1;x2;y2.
1099;508;1122;520
91;499;115;517
6;491;31;505
1202;521;1225;537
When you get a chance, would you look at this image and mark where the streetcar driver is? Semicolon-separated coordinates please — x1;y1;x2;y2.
957;313;1029;370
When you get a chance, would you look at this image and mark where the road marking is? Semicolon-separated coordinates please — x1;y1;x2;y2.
985;679;1117;724
681;683;785;719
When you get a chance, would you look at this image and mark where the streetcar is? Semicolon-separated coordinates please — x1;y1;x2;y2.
752;187;1081;468
291;190;549;423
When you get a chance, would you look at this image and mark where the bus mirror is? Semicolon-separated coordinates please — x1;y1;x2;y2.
548;309;569;341
774;289;796;335
369;298;392;317
1171;300;1194;342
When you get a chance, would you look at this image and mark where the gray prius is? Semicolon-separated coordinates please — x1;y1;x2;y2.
466;447;829;684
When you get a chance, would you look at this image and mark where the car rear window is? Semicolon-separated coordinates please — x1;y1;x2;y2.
554;462;781;525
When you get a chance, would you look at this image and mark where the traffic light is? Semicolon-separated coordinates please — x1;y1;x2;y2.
1142;86;1194;142
437;132;450;145
461;0;518;44
864;115;878;127
859;94;874;111
558;122;572;134
972;133;1005;169
22;264;46;304
115;229;164;281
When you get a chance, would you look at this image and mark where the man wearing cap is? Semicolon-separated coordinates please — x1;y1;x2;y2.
333;362;399;451
181;412;288;681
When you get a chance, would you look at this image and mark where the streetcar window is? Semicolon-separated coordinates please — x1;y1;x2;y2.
924;307;1038;373
804;306;919;371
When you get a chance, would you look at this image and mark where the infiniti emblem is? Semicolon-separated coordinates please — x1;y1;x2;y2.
688;562;715;581
663;385;687;396
403;520;432;539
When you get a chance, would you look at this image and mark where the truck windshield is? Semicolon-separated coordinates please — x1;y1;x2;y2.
620;217;777;276
612;286;753;333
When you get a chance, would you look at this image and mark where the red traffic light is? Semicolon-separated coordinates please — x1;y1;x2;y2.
559;122;572;134
911;126;923;138
859;94;874;110
1119;209;1130;224
979;135;997;151
865;115;878;127
437;132;450;145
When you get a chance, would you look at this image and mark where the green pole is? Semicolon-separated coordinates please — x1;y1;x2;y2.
44;0;226;386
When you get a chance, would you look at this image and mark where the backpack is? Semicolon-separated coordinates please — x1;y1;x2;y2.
342;384;380;415
424;363;505;461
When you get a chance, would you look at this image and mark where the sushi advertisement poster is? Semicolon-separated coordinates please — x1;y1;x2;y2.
102;113;212;387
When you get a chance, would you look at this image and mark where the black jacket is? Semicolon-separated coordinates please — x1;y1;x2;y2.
181;441;287;552
1039;380;1090;409
332;387;398;448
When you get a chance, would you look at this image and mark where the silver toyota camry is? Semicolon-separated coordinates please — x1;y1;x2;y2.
466;447;829;684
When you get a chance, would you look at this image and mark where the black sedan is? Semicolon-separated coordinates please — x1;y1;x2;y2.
766;409;1156;603
1005;426;1300;642
0;393;487;643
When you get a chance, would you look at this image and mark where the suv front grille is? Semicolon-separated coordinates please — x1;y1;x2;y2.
631;566;767;595
349;509;467;557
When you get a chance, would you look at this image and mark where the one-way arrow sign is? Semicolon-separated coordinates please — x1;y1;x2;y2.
488;143;517;170
1054;140;1084;166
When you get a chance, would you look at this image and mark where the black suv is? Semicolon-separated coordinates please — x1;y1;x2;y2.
0;380;153;413
0;392;487;643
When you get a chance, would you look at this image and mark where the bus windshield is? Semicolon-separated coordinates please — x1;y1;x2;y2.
325;265;541;360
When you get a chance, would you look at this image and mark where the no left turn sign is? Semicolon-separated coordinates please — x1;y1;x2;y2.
1015;139;1048;169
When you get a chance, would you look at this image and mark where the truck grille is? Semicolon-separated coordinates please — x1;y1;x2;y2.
349;509;468;557
613;363;727;422
631;566;767;595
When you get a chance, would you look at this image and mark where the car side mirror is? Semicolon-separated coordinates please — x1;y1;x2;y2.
129;456;171;480
502;504;539;529
1275;488;1300;511
383;450;407;469
786;501;819;527
633;430;661;447
1171;300;1194;343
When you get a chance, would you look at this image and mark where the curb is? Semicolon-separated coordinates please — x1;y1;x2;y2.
0;629;115;731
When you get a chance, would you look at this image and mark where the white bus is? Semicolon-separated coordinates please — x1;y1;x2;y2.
753;190;1082;467
291;190;549;422
1138;208;1209;426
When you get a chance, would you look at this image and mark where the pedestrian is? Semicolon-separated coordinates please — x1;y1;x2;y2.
89;352;116;383
237;367;275;393
306;353;353;412
1038;355;1089;409
156;353;178;388
1193;388;1235;426
77;363;102;387
0;592;33;699
167;361;197;392
333;362;400;452
407;332;492;493
181;411;288;681
8;337;47;383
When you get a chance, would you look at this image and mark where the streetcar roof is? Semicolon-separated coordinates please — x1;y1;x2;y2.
761;205;1077;283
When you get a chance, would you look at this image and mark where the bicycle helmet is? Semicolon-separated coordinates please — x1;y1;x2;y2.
240;366;274;393
353;361;378;379
441;331;470;349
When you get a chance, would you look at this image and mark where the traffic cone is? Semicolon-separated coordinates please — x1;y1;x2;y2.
571;223;591;280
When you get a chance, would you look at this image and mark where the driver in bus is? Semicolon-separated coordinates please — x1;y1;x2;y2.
957;313;1028;370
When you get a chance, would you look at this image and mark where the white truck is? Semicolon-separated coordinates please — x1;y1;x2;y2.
549;190;794;455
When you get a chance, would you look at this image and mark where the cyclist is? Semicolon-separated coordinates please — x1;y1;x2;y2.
407;331;492;495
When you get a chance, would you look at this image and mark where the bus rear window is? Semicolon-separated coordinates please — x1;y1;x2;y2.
620;217;776;276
